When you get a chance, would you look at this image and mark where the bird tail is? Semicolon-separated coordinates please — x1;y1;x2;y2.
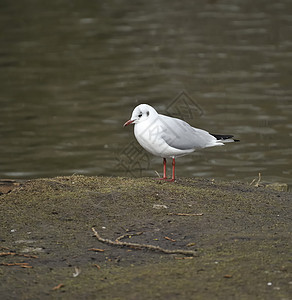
211;134;240;143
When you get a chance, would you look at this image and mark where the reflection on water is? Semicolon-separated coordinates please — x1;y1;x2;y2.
0;0;291;190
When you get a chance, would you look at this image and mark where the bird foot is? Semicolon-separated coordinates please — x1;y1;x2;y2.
156;177;175;182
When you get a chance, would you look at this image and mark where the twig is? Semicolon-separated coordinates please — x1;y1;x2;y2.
164;236;176;242
52;283;64;290
168;213;204;216
0;252;38;258
115;232;143;241
0;262;33;268
88;248;105;252
91;227;197;256
250;173;262;187
154;170;160;178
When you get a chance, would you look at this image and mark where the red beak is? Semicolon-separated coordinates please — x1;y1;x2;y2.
123;119;135;127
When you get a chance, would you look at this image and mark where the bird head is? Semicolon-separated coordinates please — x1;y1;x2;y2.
123;104;157;126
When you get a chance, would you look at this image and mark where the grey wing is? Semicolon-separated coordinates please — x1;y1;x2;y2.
159;115;217;150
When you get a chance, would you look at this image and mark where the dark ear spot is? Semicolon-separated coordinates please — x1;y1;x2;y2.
146;111;149;116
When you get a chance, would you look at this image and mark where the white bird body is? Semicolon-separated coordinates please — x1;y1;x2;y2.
124;104;238;181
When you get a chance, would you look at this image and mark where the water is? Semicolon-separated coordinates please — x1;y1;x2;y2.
0;0;291;189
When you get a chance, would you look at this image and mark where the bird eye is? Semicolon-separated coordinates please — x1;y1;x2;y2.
146;111;149;116
138;113;142;118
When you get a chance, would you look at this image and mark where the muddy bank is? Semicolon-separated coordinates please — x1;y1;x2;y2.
0;176;291;299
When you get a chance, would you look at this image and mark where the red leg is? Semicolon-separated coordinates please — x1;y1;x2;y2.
163;158;167;179
156;158;175;181
157;158;168;180
171;158;175;181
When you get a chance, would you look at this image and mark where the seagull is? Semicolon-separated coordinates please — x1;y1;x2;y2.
124;104;239;181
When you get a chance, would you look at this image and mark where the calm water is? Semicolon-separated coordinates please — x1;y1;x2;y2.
0;0;291;189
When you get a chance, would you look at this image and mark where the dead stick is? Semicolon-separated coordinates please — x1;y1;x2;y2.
52;283;64;290
1;262;33;268
0;252;17;257
88;248;105;252
0;252;38;258
164;236;176;242
91;227;196;256
116;231;143;241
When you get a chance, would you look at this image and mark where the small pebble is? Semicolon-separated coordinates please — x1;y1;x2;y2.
153;204;168;209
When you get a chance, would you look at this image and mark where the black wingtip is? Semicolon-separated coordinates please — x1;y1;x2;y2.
212;134;240;142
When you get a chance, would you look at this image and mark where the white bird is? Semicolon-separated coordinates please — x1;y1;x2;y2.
124;104;239;181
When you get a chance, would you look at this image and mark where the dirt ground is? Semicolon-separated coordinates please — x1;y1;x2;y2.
0;175;291;299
